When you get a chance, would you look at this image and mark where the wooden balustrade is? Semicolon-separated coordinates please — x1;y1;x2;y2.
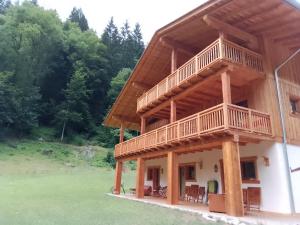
136;38;264;112
114;104;272;157
146;119;169;133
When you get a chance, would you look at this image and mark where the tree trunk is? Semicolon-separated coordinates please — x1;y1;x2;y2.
61;121;66;142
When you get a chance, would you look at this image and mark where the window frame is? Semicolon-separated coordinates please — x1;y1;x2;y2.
240;156;260;184
147;166;160;181
289;95;300;116
147;168;153;181
179;163;196;182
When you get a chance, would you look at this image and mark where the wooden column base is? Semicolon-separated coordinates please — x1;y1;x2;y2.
136;157;145;198
114;160;123;195
222;140;244;217
167;151;179;205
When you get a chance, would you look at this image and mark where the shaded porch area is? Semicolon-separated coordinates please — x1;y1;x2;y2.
109;193;300;225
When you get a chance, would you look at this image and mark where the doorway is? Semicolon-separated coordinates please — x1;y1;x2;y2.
152;167;160;191
179;167;186;199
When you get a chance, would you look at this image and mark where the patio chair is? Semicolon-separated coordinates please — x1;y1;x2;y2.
159;186;167;198
144;185;152;196
184;185;191;201
246;187;261;211
198;186;205;203
190;185;200;202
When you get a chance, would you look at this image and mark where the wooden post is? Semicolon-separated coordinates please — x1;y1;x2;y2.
136;157;145;198
221;72;232;104
167;151;179;205
141;116;146;134
171;48;178;73
170;99;177;123
222;72;231;129
222;140;244;216
114;160;123;195
119;122;124;143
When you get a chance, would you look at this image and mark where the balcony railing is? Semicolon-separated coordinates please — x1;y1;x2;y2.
137;38;264;112
115;104;272;158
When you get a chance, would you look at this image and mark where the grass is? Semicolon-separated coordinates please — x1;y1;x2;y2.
0;140;224;225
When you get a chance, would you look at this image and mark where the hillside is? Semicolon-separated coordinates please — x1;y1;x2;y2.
0;140;222;225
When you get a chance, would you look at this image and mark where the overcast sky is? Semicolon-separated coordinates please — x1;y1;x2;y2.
34;0;207;43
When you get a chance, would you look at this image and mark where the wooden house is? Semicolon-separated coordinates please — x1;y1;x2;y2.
104;0;300;216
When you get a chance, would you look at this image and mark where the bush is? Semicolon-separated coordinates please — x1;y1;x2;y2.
31;127;57;141
128;160;136;170
103;150;115;168
65;134;86;146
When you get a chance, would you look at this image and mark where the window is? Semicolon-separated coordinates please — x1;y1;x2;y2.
240;157;259;183
290;96;300;114
186;165;196;180
147;168;153;181
180;164;196;181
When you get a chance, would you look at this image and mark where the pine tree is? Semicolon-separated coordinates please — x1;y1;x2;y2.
101;17;122;78
69;7;89;31
120;21;136;68
132;23;145;61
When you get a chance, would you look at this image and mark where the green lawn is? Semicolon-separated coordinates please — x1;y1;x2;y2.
0;141;223;225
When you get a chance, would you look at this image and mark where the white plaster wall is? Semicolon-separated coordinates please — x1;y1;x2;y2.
239;142;292;214
287;143;300;213
144;157;168;187
143;141;298;214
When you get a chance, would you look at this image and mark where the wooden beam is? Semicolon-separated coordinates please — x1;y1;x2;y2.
203;15;258;49
136;157;145;198
221;72;232;104
119;122;124;143
170;99;177;122
160;36;196;56
171;48;178;72
117;136;233;161
140;116;146;134
113;115;139;125
167;151;179;205
114;160;123;195
132;82;151;91
222;141;244;216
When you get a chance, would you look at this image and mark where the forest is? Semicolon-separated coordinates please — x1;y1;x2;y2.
0;0;144;147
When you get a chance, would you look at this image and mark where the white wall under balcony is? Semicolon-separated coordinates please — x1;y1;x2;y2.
287;143;300;213
143;141;300;214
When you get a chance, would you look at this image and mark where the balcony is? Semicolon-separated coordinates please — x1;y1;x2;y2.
137;38;264;113
115;104;272;158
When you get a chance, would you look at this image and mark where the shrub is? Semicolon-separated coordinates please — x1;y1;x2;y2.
103;150;115;168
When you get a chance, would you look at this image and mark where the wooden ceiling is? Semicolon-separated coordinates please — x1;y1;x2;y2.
104;0;300;131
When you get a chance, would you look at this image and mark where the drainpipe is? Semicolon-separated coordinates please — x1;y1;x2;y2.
274;48;300;214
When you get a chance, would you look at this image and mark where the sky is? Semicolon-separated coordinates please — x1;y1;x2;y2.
34;0;207;43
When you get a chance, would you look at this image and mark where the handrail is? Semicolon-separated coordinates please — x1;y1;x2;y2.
136;38;263;112
115;104;272;157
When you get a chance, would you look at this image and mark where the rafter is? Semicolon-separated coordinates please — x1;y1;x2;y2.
203;15;258;49
132;82;152;91
160;36;197;56
113;115;139;124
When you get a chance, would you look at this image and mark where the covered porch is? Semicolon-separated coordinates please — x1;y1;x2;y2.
114;140;296;218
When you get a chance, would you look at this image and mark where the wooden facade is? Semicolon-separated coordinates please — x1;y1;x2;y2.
106;0;300;217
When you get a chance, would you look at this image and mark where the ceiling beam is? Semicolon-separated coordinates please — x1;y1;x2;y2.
203;15;259;50
160;36;197;56
113;115;139;125
132;81;152;91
